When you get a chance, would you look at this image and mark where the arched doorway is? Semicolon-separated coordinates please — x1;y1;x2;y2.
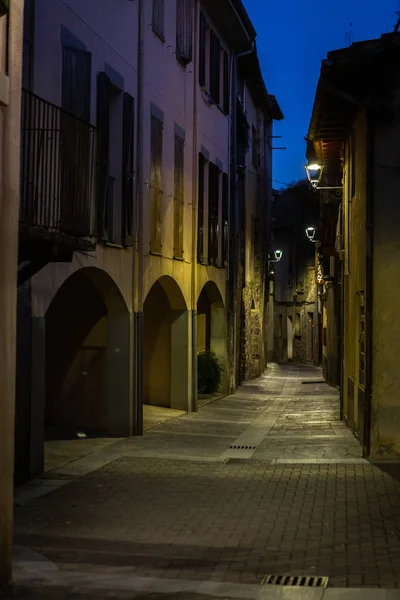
197;281;227;393
143;276;189;410
45;267;131;439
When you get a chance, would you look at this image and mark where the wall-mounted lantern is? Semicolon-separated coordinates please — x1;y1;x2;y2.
305;226;317;242
305;161;342;191
305;163;323;189
269;249;283;263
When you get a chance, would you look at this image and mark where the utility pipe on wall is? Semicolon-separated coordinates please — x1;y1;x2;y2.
133;0;144;435
190;0;199;412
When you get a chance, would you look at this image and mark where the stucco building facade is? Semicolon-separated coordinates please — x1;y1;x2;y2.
307;33;400;458
14;0;282;483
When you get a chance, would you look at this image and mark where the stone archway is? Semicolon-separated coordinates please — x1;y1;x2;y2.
197;281;227;393
45;267;132;439
143;275;189;410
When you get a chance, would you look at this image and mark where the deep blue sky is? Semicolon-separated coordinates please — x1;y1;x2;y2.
243;0;398;188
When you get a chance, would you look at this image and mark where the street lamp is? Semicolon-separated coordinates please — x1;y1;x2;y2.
306;226;317;242
305;163;323;189
269;249;283;263
305;161;342;191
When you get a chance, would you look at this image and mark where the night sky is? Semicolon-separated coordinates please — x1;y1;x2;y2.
243;0;398;188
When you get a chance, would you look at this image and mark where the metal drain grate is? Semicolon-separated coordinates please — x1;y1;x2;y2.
261;575;329;588
301;380;325;385
262;575;329;588
229;445;257;450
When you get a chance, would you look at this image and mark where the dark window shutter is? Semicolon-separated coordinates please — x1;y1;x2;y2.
222;172;228;266
96;72;110;240
208;162;219;266
199;11;206;87
150;115;163;253
152;0;164;38
209;30;220;104
176;0;193;64
197;152;205;262
122;93;135;246
173;135;184;257
62;45;91;122
223;51;229;115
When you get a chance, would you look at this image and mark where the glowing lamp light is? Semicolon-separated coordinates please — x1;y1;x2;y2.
274;249;283;261
305;162;323;189
306;226;317;242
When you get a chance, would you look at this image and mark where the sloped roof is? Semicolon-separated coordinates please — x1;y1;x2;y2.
307;32;400;177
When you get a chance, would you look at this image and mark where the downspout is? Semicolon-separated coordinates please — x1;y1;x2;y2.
133;0;144;435
231;42;254;390
191;0;199;412
364;111;374;457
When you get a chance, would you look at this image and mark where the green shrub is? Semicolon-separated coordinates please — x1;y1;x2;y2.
197;350;224;395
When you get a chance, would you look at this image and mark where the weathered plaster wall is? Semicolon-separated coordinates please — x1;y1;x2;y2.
371;99;400;458
343;110;367;437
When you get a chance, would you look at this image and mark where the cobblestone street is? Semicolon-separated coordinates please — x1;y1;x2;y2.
13;364;400;595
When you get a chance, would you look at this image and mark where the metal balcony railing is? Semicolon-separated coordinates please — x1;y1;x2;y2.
19;90;97;248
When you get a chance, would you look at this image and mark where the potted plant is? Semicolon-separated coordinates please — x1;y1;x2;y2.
0;0;9;17
197;350;224;395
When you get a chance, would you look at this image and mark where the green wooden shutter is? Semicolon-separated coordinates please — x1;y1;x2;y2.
122;93;135;246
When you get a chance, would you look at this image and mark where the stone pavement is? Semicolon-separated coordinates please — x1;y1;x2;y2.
12;364;400;596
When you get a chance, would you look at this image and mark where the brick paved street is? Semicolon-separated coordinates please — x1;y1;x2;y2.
13;364;400;593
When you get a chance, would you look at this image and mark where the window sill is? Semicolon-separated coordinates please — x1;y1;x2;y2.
152;29;165;44
173;255;184;261
176;55;192;69
149;250;162;257
103;241;124;249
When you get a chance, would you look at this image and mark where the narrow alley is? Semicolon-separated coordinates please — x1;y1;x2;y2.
13;364;400;597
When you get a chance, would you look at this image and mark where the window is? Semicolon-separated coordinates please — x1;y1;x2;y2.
252;125;260;169
60;46;92;234
209;29;220;104
96;72;110;240
62;45;91;121
221;172;228;266
199;11;206;86
152;0;164;39
173;134;184;258
197;152;205;262
208;161;219;266
150;114;163;253
359;292;365;387
122;93;135;246
351;129;356;198
176;0;193;64
223;50;229;115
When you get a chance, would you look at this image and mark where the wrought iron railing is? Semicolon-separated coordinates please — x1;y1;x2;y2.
20;90;97;243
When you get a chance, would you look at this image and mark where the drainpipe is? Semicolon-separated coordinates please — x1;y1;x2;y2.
133;0;144;435
364;111;374;457
191;0;199;412
231;41;255;390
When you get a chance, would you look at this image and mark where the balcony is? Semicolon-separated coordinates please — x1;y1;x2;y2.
18;90;97;284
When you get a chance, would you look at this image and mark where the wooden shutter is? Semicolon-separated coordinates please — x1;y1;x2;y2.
208;162;219;266
197;152;205;262
96;72;110;240
122;93;135;246
176;0;193;64
173;135;184;258
199;11;206;87
221;172;228;266
209;30;220;104
152;0;164;38
62;46;91;121
223;50;229;115
150;115;163;253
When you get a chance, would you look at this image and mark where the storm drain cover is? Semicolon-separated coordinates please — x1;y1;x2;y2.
262;575;329;588
229;445;257;450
